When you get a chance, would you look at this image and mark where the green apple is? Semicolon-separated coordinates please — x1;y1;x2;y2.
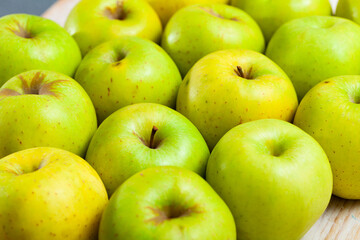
0;70;97;158
176;49;298;149
0;14;81;86
65;0;162;56
266;16;360;100
75;36;182;123
206;119;333;240
0;147;108;240
161;4;265;76
336;0;360;24
86;103;210;195
146;0;229;25
294;75;360;199
231;0;332;42
99;166;236;240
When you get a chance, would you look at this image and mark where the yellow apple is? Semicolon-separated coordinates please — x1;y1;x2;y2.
294;76;360;199
0;147;108;240
65;0;162;56
146;0;229;25
176;49;298;149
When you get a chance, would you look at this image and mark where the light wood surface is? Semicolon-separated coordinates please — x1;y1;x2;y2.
42;0;360;239
303;197;360;239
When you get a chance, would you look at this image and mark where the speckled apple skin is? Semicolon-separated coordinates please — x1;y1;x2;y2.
86;103;210;196
99;166;236;240
146;0;229;25
65;0;162;56
0;147;108;240
161;4;265;76
0;70;97;158
294;76;360;199
0;14;81;86
336;0;360;24
75;36;182;123
231;0;331;42
266;16;360;100
176;49;298;149
206;119;332;240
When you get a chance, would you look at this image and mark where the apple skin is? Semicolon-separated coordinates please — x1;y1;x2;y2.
161;4;265;76
231;0;332;42
206;119;333;240
266;16;360;100
86;103;210;195
146;0;228;25
336;0;360;24
99;166;236;240
294;76;360;199
176;49;298;150
0;147;108;240
0;70;97;158
75;36;182;123
0;14;81;86
65;0;162;56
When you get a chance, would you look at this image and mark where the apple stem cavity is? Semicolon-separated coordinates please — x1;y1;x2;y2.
234;66;253;79
112;52;126;66
104;1;126;20
149;126;158;149
350;94;360;104
235;66;245;78
11;22;32;39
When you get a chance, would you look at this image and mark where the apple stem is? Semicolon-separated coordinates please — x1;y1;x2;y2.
149;126;158;149
235;66;245;78
13;22;32;38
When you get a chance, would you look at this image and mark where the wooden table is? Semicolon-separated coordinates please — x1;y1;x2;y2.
42;0;360;239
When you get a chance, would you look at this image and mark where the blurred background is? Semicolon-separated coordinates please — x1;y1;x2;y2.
0;0;56;16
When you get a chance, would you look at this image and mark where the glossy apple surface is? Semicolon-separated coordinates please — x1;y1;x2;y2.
266;16;360;100
161;4;265;76
0;147;108;240
231;0;331;42
146;0;229;25
99;166;236;240
206;119;332;240
294;75;360;199
65;0;162;55
86;103;210;195
75;36;182;122
0;70;97;158
176;49;298;149
0;14;81;86
336;0;360;24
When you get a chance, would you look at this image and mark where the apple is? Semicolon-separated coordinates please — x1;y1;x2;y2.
65;0;162;56
161;4;265;76
266;16;360;100
145;0;229;25
294;75;360;199
75;36;182;123
99;166;236;240
0;70;97;158
231;0;332;42
336;0;360;24
0;147;108;240
86;103;210;195
176;49;298;149
0;14;81;86
206;119;333;240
